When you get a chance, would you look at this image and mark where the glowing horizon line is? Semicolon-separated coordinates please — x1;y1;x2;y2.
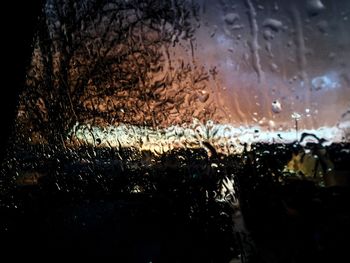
67;120;349;155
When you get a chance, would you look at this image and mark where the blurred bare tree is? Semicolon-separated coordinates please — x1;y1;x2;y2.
17;0;217;147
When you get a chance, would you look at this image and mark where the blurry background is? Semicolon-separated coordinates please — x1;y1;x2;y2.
9;0;350;148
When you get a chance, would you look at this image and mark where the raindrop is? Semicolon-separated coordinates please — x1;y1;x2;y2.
198;91;210;103
263;29;274;40
316;20;328;34
262;18;283;31
210;25;218;37
270;63;279;72
305;108;311;117
291;112;302;120
211;163;218;168
246;0;263;82
271;100;282;113
224;13;239;25
307;0;325;16
54;21;61;28
268;120;276;129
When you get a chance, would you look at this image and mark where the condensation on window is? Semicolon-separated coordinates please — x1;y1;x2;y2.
1;0;349;261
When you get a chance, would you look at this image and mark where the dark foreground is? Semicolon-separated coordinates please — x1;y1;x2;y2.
0;143;349;262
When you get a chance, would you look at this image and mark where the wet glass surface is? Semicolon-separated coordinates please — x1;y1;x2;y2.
1;0;350;261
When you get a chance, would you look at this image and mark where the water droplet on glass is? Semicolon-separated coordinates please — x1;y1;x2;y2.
270;63;279;72
210;25;218;37
271;100;282;113
224;13;240;25
291;112;302;120
268;120;276;129
307;0;325;16
263;29;274;40
316;20;328;34
263;18;283;31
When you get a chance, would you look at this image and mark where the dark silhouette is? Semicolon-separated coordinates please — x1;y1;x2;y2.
0;1;44;162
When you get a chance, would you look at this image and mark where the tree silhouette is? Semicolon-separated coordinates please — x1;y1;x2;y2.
17;0;217;147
